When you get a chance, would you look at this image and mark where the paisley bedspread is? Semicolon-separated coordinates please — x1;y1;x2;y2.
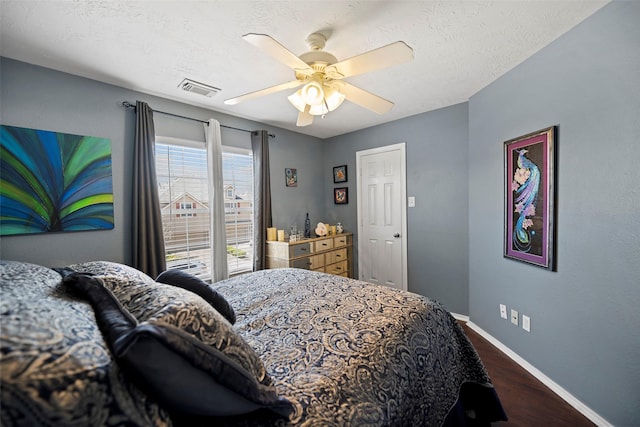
210;268;505;426
1;261;504;426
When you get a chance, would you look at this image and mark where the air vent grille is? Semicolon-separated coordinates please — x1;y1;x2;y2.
178;79;220;97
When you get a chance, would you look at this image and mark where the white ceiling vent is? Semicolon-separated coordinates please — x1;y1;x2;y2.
178;78;220;97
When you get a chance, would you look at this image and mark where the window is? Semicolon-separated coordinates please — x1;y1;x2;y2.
155;138;253;281
222;149;254;274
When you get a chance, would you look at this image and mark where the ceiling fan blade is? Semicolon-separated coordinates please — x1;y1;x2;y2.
296;105;314;127
224;80;302;105
339;82;394;114
325;41;413;79
242;33;312;73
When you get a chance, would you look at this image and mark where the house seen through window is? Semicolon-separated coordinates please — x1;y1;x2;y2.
155;139;254;281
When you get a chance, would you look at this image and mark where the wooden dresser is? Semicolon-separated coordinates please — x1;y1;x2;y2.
265;232;352;277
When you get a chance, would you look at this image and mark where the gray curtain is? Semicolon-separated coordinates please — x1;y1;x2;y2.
251;130;272;271
132;101;166;278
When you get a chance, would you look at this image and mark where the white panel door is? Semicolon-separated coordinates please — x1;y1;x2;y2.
356;143;407;290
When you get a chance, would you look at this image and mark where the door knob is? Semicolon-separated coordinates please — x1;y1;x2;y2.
393;233;400;238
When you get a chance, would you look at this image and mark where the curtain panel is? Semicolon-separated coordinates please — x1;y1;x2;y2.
251;130;272;271
204;119;229;282
132;101;166;278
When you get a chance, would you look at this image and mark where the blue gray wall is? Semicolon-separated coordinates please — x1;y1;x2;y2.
1;1;638;422
0;58;324;267
324;103;470;314
468;2;639;425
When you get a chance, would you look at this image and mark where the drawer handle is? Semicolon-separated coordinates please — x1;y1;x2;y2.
335;267;342;271
307;262;312;266
299;247;307;251
336;254;342;258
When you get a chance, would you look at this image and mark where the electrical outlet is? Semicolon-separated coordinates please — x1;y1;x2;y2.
522;315;531;332
511;309;519;326
499;304;507;319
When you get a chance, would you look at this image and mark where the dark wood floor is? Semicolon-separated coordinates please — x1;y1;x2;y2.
460;323;595;427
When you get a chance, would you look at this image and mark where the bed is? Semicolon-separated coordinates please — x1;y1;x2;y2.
1;260;506;426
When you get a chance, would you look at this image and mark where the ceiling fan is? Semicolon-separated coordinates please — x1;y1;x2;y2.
224;33;414;127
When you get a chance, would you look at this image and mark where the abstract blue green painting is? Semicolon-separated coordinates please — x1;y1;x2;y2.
0;125;114;236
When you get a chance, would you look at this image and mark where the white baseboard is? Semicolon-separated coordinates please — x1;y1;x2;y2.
451;312;469;322
466;321;612;427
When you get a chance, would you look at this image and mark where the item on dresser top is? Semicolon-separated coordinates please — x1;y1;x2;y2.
315;222;327;237
304;212;311;238
266;227;277;241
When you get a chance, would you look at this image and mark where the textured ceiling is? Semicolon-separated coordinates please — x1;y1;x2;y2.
0;0;608;139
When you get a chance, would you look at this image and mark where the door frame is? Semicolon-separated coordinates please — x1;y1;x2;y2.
356;142;408;290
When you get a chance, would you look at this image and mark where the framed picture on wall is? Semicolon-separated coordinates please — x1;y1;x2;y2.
334;187;348;204
0;125;114;236
333;165;348;183
285;168;297;187
504;126;557;271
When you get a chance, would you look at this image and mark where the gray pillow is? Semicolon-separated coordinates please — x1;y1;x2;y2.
62;272;292;418
156;269;236;324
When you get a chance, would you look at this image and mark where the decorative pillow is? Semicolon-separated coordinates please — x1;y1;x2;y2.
62;272;292;418
0;260;171;426
63;260;157;286
156;269;236;324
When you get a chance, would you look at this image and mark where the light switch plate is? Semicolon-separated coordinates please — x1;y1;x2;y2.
522;315;531;332
499;304;507;319
408;196;416;208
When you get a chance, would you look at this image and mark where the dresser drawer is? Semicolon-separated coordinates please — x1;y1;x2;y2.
291;254;324;270
325;260;348;275
291;242;312;257
313;238;333;252
334;235;349;248
325;248;347;265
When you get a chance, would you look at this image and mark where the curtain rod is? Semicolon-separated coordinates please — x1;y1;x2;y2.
121;101;275;138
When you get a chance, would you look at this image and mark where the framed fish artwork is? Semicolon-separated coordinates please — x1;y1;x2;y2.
0;125;114;236
504;126;557;271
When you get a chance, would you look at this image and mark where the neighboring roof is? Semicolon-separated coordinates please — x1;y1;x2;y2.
160;191;208;209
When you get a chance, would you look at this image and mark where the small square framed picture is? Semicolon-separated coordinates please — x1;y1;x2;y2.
285;168;297;187
333;165;347;183
334;187;348;204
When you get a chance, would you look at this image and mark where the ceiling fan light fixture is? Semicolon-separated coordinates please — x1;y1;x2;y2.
302;81;324;105
288;80;322;111
229;33;413;126
308;103;328;116
287;90;307;113
323;86;346;112
288;83;345;116
287;81;324;112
